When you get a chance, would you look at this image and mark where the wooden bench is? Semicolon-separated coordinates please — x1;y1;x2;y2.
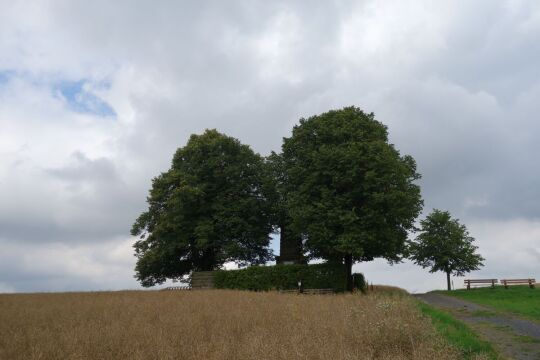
500;278;535;289
464;279;498;290
279;289;298;294
302;288;334;295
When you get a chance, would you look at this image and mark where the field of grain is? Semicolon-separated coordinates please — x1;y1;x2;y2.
1;289;467;359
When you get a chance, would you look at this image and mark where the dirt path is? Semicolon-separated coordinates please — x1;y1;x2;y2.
416;293;540;360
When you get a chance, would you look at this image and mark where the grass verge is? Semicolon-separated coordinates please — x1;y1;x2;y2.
418;301;499;359
441;286;540;322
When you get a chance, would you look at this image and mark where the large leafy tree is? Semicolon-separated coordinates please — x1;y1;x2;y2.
282;107;423;291
131;129;273;287
409;209;484;291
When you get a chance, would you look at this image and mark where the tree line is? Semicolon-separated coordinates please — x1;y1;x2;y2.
131;107;483;291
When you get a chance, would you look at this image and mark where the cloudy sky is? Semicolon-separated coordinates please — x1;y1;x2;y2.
1;0;539;293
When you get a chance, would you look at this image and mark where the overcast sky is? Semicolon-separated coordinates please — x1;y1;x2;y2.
1;1;539;293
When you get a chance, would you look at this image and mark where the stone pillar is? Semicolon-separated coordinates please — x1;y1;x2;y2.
276;223;304;264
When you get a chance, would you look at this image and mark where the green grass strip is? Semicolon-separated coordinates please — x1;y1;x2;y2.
441;286;540;322
418;301;499;359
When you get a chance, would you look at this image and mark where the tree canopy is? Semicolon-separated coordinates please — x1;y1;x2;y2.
281;107;423;291
131;129;273;286
409;209;484;291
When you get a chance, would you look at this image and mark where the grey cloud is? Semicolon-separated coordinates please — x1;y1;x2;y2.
0;151;144;244
46;151;117;183
0;237;139;292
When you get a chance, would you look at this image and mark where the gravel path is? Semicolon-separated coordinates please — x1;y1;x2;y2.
416;293;540;360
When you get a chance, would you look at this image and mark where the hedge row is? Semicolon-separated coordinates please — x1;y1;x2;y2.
214;263;365;292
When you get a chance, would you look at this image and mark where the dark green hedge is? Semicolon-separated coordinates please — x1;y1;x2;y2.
353;272;366;293
214;263;365;292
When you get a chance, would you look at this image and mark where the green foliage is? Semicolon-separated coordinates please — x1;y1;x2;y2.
281;106;423;290
409;209;484;290
214;263;352;292
443;286;540;322
131;129;274;287
418;302;499;359
264;152;287;224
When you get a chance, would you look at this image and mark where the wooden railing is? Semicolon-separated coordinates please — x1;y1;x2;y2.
162;286;191;291
279;288;335;295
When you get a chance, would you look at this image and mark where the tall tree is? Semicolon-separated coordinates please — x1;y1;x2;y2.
131;129;273;287
409;209;484;291
282;107;423;291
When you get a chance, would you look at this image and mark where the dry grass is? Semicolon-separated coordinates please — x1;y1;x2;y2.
1;289;466;360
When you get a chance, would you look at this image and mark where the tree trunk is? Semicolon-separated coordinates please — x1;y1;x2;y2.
345;254;353;292
446;271;451;291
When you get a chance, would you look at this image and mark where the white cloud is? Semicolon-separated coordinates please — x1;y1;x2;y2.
337;1;451;74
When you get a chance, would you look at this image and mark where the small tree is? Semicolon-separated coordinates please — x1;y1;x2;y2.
409;209;484;291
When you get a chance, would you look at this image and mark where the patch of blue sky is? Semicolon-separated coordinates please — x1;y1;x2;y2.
54;79;116;118
270;233;280;256
0;70;15;85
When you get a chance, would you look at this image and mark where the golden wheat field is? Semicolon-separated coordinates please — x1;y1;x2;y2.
0;288;470;360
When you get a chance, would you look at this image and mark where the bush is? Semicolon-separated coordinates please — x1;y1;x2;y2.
214;263;353;292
